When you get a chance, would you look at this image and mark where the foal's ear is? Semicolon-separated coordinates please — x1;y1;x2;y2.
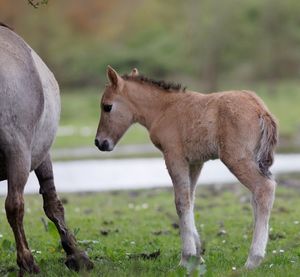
107;65;123;89
130;68;139;77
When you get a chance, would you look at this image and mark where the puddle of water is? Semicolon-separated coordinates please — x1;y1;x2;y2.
0;154;300;195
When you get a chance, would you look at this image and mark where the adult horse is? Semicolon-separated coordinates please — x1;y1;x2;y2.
0;23;93;275
95;66;278;269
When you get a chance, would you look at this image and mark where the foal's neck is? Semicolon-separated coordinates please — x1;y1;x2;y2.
124;82;182;130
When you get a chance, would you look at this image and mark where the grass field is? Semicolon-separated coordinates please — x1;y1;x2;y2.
54;83;300;152
1;176;300;276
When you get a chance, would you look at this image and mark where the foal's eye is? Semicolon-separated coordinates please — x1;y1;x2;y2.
102;104;113;113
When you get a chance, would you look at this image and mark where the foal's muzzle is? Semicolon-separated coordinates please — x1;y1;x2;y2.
94;138;112;151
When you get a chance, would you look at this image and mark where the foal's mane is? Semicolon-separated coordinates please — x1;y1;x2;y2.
122;74;186;93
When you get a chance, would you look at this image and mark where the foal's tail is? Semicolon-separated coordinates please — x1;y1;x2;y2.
255;113;278;178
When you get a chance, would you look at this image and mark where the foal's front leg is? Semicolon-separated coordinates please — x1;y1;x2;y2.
164;154;199;266
35;154;93;272
189;163;203;256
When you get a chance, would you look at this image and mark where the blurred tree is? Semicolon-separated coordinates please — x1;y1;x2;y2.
1;0;300;89
27;0;48;9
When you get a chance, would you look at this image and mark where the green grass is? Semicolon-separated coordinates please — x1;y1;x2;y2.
54;83;300;151
1;183;300;276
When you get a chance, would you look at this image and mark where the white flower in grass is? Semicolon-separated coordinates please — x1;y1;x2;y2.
0;234;3;238
294;221;299;225
272;250;277;254
130;241;135;245
232;266;236;271
279;249;284;253
222;240;226;243
269;264;274;268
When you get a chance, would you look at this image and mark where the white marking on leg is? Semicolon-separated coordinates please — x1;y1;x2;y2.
246;179;275;269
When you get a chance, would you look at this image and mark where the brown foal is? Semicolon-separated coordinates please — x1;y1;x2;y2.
95;66;278;269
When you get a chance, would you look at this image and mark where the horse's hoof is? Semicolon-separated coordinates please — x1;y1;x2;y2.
18;254;40;276
19;262;40;277
245;254;263;269
65;251;94;272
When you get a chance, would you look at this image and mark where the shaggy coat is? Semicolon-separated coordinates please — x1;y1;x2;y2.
95;66;278;269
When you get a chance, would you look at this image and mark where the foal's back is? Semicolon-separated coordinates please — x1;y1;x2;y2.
163;90;276;166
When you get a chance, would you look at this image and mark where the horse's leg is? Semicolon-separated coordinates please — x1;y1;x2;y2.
189;163;203;256
164;153;197;266
222;157;275;269
5;149;40;276
35;154;93;272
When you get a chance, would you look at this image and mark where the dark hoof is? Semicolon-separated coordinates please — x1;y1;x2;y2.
65;251;94;272
18;261;40;277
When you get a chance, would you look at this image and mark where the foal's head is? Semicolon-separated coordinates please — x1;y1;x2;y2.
95;66;138;151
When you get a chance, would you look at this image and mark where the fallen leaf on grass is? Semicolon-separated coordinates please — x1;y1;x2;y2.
171;222;179;229
103;220;114;225
269;232;286;240
152;230;171;236
127;250;160;260
100;228;119;236
100;229;109;236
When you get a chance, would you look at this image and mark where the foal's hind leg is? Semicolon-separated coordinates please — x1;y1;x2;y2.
5;149;40;275
35;154;93;272
222;157;275;269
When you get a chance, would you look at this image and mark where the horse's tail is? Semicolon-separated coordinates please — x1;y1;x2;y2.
255;113;278;178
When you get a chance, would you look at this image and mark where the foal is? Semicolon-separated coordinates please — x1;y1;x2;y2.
95;66;278;269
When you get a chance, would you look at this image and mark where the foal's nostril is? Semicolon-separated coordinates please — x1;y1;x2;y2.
94;138;100;147
99;139;110;151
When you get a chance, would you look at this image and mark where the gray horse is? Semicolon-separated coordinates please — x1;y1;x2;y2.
0;24;93;275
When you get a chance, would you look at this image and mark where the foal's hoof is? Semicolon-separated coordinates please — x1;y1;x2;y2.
179;255;203;268
245;255;263;269
65;251;94;272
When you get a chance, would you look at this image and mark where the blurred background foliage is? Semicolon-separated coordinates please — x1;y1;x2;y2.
1;0;300;153
1;0;300;89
